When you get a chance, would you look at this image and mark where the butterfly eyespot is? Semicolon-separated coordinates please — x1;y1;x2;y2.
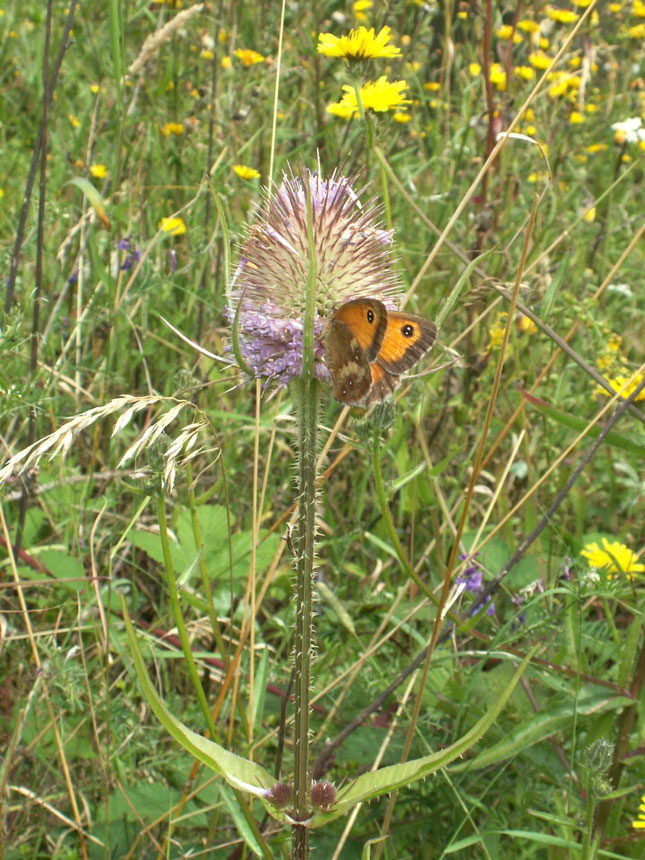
402;323;415;338
366;309;374;323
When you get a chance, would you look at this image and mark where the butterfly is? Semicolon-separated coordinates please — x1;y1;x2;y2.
324;298;437;405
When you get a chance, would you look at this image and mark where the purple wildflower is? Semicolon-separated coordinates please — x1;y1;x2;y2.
457;553;495;617
228;164;403;387
118;235;141;272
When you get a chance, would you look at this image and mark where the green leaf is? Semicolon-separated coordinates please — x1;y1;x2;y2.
540;251;569;320
308;645;539;827
121;593;276;800
218;785;265;858
68;176;111;228
450;690;630;772
521;389;645;456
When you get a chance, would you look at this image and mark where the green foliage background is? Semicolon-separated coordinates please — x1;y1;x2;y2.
0;1;644;858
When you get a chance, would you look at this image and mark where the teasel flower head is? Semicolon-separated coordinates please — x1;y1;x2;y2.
228;164;403;388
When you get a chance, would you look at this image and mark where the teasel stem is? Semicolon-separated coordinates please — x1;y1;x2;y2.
292;182;320;858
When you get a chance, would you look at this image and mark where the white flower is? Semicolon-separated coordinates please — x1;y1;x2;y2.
610;117;645;144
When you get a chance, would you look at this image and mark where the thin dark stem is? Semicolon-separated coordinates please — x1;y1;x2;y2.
4;0;78;314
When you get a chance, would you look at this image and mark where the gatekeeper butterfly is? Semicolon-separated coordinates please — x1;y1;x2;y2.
324;298;437;405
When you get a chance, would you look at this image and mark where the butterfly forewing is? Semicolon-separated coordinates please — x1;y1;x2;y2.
331;299;387;362
375;313;437;375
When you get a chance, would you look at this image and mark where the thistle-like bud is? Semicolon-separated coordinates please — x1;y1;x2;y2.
310;779;336;810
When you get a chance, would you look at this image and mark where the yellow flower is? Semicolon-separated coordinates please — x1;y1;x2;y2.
424;81;441;91
572;0;593;5
159;216;186;236
468;62;482;76
581;538;644;579
393;112;411;123
530;51;553;70
515;65;534;80
586;103;598;113
68;113;80;128
633;794;645;829
0;188;5;199
633;0;645;17
233;164;261;180
525;124;536;135
90;83;100;94
89;164;108;179
221;55;232;70
598;371;645;402
201;49;214;59
524;108;535;120
234;48;265;66
609;1;621;9
549;78;568;98
586;142;608;153
569;111;584;124
486;312;508;352
317;25;400;60
547;7;579;23
518;19;539;32
540;36;550;49
327;76;410;118
497;25;514;39
489;63;506;91
583;206;596;222
457;10;468;19
160;121;185;137
568;56;581;68
353;0;372;21
628;23;645;36
517;314;537;334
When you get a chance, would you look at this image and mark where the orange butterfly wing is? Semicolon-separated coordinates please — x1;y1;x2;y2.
373;312;437;375
330;299;388;361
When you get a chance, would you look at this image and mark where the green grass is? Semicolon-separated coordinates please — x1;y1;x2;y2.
1;1;644;858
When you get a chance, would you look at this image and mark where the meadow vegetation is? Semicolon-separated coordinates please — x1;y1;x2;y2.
1;0;644;858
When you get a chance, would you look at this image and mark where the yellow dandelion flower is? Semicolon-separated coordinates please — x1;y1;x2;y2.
497;25;514;39
515;65;534;80
633;0;645;17
530;51;553;70
89;164;108;179
525;124;536;135
489;63;507;91
517;314;537;334
457;10;468;19
628;23;645;36
0;188;4;199
632;793;645;829
202;49;214;59
572;0;593;5
393;112;411;122
586;103;599;113
583;206;596;222
424;81;441;91
548;7;579;23
581;538;644;579
90;83;100;94
160;122;185;137
469;62;482;76
233;164;261;180
68;113;80;128
221;55;232;70
549;79;568;98
353;0;372;21
524;108;535;120
518;19;539;32
234;48;265;66
569;111;584;124
609;1;621;9
586;142;608;153
598;371;645;403
317;25;400;60
327;76;410;118
568;56;582;68
539;37;550;49
159;216;186;236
